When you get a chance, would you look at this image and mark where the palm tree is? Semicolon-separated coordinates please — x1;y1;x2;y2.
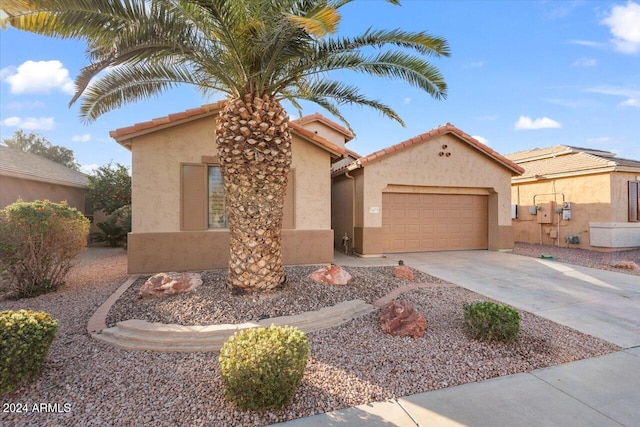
1;0;449;292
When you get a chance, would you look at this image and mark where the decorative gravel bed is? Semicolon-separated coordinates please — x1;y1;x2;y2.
106;267;446;326
0;247;620;427
512;242;640;276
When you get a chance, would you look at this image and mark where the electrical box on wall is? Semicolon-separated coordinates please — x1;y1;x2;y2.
537;202;554;224
511;205;518;219
562;201;571;220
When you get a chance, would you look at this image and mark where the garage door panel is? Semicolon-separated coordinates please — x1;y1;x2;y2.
382;193;488;252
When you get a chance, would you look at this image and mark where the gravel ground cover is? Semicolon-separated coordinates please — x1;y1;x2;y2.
0;246;621;427
512;242;640;276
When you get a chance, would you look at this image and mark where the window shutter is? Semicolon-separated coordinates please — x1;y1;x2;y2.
282;169;295;229
629;181;639;222
181;164;207;230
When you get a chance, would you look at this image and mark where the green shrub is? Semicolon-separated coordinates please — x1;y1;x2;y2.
0;310;59;394
90;205;131;247
0;200;90;298
218;325;310;411
463;301;520;342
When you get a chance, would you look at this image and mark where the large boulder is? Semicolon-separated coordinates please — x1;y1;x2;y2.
140;272;202;298
379;300;427;338
308;265;352;286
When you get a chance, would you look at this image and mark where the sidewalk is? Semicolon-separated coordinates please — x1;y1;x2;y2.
274;347;639;426
272;251;640;427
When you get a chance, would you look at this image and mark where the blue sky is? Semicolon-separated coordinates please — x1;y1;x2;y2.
1;0;639;174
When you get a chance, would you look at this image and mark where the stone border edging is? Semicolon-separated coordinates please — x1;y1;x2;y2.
88;271;455;352
87;275;140;334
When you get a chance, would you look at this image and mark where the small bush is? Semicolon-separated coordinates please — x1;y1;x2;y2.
463;301;520;342
218;325;309;411
90;205;131;247
0;200;90;298
0;310;59;394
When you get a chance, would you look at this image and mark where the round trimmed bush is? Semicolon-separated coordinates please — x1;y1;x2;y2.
0;199;90;298
218;325;309;411
463;301;520;342
0;310;59;394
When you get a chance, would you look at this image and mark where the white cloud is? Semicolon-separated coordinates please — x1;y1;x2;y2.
586;86;640;107
567;39;607;48
2;60;75;94
466;61;486;68
620;98;640;107
2;100;46;110
0;116;55;130
571;57;597;67
514;116;561;130
601;1;640;54
80;164;99;174
472;135;489;145
72;133;91;142
403;97;411;104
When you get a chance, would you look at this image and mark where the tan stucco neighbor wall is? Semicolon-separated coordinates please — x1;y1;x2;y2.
350;134;514;255
0;174;87;213
511;173;614;249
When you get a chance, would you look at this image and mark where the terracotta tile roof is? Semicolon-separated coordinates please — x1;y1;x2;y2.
334;123;523;175
507;145;640;180
109;100;227;143
0;146;88;188
109;101;344;157
293;113;354;141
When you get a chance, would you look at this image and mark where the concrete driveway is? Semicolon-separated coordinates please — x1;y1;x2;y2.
385;250;640;348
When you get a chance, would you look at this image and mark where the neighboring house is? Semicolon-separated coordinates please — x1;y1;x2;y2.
506;145;640;250
0;145;89;214
109;102;350;274
331;124;524;256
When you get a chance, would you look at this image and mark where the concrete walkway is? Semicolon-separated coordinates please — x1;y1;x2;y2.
273;250;640;427
385;251;640;348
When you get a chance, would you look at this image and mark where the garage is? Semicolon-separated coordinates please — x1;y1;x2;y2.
381;193;488;252
331;123;523;256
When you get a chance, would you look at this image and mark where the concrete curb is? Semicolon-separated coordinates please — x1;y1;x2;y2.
87;274;140;334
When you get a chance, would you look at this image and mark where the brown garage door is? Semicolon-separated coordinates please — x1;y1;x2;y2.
382;193;488;252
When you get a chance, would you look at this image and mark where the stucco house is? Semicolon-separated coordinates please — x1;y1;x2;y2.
0;145;89;214
506;145;640;251
331;124;524;256
109;102;351;274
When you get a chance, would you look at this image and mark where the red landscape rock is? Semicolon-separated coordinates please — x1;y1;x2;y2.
393;265;414;280
140;272;202;298
308;265;352;286
379;300;427;338
610;261;640;271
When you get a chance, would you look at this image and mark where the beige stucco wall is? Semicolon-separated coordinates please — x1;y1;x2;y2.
511;173;613;249
131;118;217;232
347;133;514;254
610;172;640;222
0;174;87;214
298;121;346;149
331;173;355;249
361;134;513;228
290;137;331;229
130;116;331;233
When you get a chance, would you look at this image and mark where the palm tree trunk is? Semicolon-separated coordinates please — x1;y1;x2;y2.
216;94;292;292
